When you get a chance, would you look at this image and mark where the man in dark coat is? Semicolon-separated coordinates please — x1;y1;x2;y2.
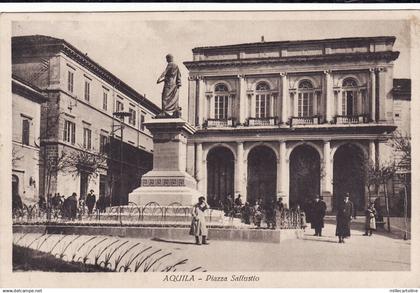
311;194;327;236
336;193;354;243
86;189;96;215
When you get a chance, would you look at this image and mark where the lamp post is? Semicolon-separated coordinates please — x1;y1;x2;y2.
112;111;132;207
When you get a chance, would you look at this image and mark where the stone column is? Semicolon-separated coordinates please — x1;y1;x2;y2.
197;77;205;127
368;140;376;167
238;75;247;124
196;143;205;194
187;76;197;125
250;93;256;118
370;68;376;122
377;67;388;122
235;142;245;196
280;72;288;124
277;140;288;203
322;140;333;210
324;70;333;123
270;94;275;117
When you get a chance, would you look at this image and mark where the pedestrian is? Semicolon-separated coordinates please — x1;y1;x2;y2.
311;194;327;236
253;201;263;228
276;197;284;212
189;196;210;245
86;189;96;215
67;192;78;221
363;202;377;236
296;204;307;231
336;193;354;243
241;202;252;225
264;197;277;229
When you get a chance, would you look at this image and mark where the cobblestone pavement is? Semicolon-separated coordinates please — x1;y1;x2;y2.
141;221;411;271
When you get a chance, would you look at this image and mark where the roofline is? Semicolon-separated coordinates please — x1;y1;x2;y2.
184;51;400;69
12;35;161;115
12;74;48;103
192;36;396;53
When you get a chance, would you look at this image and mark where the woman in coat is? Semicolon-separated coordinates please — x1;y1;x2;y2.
335;193;354;243
363;202;377;236
190;196;209;245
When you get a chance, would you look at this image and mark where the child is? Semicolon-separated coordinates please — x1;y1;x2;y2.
363;202;376;236
297;204;307;231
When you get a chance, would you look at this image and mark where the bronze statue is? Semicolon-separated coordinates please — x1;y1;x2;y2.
157;54;182;118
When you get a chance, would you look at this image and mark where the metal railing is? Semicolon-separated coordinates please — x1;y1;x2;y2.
246;117;277;126
204;118;236;128
334;114;369;124
290;116;320;126
12;202;302;230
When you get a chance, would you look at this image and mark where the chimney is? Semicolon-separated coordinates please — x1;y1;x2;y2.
261;35;265;42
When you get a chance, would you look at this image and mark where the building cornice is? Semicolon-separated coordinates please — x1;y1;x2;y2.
12;35;161;115
192;36;396;53
12;75;48;104
183;51;400;70
191;124;397;142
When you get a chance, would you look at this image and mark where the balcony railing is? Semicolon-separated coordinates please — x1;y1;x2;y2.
246;117;278;126
334;114;369;124
204;118;236;128
290;116;320;126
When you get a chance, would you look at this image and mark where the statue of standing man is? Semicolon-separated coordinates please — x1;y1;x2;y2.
157;54;182;118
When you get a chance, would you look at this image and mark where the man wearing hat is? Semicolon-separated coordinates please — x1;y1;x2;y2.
335;193;354;243
311;194;327;236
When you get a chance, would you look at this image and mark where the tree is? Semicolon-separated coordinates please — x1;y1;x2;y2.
61;146;107;185
362;158;396;232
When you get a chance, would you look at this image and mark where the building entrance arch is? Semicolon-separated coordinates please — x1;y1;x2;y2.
247;145;277;204
333;143;366;213
207;146;235;208
289;144;321;210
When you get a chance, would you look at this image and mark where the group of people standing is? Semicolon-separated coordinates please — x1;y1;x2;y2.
41;189;102;220
303;193;378;243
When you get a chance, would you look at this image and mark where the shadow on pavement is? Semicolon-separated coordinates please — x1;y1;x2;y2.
302;236;339;244
151;237;196;245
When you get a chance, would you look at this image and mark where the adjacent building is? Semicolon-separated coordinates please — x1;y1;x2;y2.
184;36;400;212
12;35;160;205
12;75;48;206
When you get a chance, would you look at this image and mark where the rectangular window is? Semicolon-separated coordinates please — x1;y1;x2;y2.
256;94;270;118
22;118;30;145
83;128;92;150
99;134;109;153
67;71;74;93
116;100;124;121
140;113;145;131
84;80;90;101
129;108;137;126
214;95;228;119
99;174;107;197
102;90;108;110
298;92;313;117
63;120;76;145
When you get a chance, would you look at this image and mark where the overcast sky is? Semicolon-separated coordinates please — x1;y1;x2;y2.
12;16;411;111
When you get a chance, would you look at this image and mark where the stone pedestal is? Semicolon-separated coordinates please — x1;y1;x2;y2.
129;118;202;206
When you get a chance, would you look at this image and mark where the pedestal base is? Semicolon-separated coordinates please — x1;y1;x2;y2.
129;185;202;206
129;170;202;206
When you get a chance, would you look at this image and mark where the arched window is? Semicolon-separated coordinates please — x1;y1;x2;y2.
255;82;271;118
214;83;229;119
342;78;358;116
297;80;314;117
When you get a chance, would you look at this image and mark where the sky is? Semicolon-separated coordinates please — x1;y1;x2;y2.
12;16;411;111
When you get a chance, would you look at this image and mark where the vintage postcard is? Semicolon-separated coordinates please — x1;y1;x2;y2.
0;8;419;288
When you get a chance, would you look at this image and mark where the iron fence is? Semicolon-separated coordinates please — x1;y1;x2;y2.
12;201;302;230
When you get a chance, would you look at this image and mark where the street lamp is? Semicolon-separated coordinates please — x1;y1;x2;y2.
112;111;132;207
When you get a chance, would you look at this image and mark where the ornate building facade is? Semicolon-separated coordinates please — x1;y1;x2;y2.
184;36;399;212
